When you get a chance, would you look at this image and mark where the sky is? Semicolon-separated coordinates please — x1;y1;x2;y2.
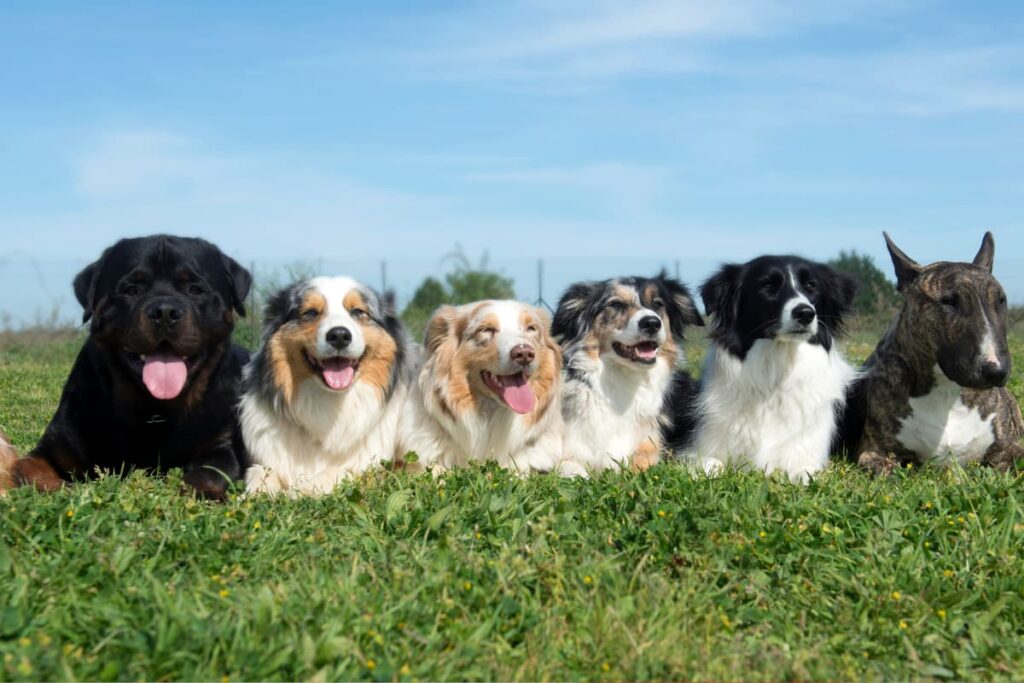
1;1;1023;324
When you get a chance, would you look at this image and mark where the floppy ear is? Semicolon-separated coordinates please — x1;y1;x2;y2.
883;232;922;292
700;264;743;329
972;231;995;273
424;306;460;354
73;252;109;324
660;276;704;338
533;306;563;366
221;254;252;317
262;283;298;330
819;264;858;316
552;281;600;342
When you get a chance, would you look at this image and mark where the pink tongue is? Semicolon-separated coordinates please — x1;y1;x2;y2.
322;359;356;390
636;346;658;360
501;379;537;415
142;352;188;400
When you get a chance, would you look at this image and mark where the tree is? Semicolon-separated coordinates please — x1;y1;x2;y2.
828;250;899;317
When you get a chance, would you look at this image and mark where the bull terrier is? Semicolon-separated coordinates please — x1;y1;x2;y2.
843;232;1024;473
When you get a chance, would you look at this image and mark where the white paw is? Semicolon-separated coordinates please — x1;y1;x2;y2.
701;457;725;478
555;460;591;479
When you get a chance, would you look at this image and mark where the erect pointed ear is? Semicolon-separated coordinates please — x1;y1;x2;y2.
972;231;995;273
700;264;743;329
73;252;108;324
551;281;600;342
381;290;398;317
424;305;461;354
221;254;252;317
262;282;300;331
883;232;922;292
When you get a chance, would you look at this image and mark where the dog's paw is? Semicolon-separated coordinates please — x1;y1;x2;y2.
183;469;230;502
984;441;1024;473
856;450;900;477
555;460;590;479
701;457;725;478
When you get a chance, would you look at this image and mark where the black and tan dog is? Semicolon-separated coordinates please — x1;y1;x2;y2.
844;232;1024;473
9;235;252;500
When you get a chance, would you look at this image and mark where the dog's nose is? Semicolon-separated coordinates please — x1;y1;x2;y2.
792;304;816;326
510;344;535;366
639;315;662;335
981;361;1009;386
326;326;352;350
146;302;182;328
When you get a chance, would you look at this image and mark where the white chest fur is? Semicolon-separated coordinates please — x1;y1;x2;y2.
896;367;995;465
691;339;856;482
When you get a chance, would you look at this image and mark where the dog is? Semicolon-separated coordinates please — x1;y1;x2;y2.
0;429;16;494
551;273;703;475
241;276;415;495
687;256;857;482
398;300;563;473
10;235;252;500
843;232;1024;473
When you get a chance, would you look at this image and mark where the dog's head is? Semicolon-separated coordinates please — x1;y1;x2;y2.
75;235;251;402
552;272;703;370
885;231;1011;388
701;256;857;358
423;300;560;418
257;276;407;403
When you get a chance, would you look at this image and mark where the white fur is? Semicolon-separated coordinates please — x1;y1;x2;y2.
242;276;407;496
398;301;563;474
688;339;856;483
896;365;995;465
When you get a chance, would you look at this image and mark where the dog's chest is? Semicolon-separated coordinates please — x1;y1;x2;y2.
896;370;995;464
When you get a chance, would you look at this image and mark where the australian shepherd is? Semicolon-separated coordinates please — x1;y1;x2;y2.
685;256;857;482
240;276;414;495
398;300;563;473
552;273;703;475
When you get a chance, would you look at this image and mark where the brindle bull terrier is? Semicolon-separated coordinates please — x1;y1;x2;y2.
843;232;1024;474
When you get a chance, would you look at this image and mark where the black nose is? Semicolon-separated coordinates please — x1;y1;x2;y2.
326;326;352;350
981;361;1009;386
639;315;662;335
792;304;816;326
146;301;182;328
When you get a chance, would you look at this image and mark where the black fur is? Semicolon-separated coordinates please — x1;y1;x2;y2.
700;255;857;360
17;235;252;500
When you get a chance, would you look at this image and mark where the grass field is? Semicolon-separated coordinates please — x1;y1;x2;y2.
1;331;1023;681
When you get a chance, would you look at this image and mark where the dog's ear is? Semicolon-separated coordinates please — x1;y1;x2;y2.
73;251;109;324
424;305;461;354
972;232;995;273
533;305;563;368
380;290;399;317
883;232;922;291
552;281;600;341
658;274;704;338
818;264;858;317
221;254;252;318
700;264;743;329
263;283;299;329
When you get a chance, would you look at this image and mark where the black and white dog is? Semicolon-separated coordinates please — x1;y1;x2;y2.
685;256;857;482
552;273;703;475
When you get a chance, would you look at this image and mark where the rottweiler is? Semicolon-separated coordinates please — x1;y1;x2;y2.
12;235;252;500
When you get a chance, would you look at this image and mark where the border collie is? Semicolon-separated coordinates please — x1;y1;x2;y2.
240;276;414;495
398;300;563;473
686;256;857;482
551;273;703;475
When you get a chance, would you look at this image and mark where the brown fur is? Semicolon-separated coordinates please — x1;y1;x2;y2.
630;437;661;472
268;291;324;404
346;290;399;397
0;429;16;494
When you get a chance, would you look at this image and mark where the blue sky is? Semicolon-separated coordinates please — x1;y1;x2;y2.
1;1;1023;323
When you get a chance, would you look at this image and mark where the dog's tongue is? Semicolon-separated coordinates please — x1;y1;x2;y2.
322;358;356;390
142;352;188;400
498;374;536;414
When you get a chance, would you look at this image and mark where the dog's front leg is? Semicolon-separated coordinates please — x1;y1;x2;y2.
183;442;243;501
983;440;1024;473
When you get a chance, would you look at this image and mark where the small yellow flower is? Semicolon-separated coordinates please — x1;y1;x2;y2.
66;509;74;518
219;589;230;598
475;532;482;539
936;609;947;619
883;495;892;504
583;575;593;585
253;521;261;530
463;581;472;591
400;664;411;676
923;501;933;510
36;632;51;647
658;510;666;518
924;541;931;548
601;662;611;672
943;569;954;578
759;530;767;539
17;658;32;676
221;676;230;683
898;620;908;630
18;637;31;648
366;659;377;670
891;591;901;601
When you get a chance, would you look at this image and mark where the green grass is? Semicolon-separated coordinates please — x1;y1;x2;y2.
1;333;1023;681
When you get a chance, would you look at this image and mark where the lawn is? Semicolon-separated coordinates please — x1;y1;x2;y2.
0;332;1023;681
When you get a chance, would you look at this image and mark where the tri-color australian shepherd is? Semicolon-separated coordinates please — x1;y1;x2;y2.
552;273;703;475
240;276;415;495
398;300;563;473
683;256;857;482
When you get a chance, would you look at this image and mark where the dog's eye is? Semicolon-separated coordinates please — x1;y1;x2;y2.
525;323;539;333
475;327;496;341
802;279;818;294
997;293;1007;306
651;298;665;309
350;308;369;320
188;284;205;296
121;284;140;296
760;277;780;294
302;309;320;321
939;294;959;311
606;300;626;312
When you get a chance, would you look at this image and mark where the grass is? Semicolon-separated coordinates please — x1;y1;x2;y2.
0;330;1023;681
